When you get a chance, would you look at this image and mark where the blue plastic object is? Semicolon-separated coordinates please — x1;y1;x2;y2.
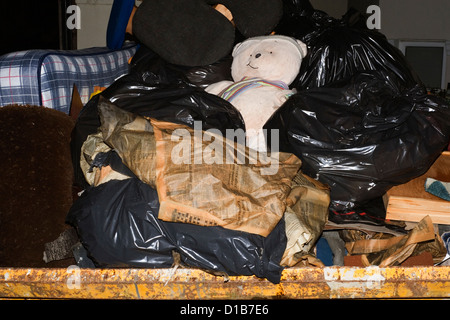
106;0;135;49
316;237;333;266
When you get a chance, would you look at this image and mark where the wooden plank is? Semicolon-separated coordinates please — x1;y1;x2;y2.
386;196;450;224
385;151;450;224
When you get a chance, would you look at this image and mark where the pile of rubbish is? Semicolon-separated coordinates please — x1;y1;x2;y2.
64;1;450;283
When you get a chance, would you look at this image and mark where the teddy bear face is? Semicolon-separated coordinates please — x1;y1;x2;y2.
230;35;307;86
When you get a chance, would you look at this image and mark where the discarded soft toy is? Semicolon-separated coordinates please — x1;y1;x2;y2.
206;35;307;151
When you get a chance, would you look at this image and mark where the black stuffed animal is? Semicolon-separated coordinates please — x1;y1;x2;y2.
132;0;283;66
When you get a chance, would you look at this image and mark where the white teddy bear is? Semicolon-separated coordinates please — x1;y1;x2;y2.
206;35;307;151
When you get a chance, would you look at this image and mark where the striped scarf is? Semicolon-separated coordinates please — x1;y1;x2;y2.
219;77;291;102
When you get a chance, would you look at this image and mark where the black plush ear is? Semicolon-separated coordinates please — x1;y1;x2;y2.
133;0;235;67
208;0;283;37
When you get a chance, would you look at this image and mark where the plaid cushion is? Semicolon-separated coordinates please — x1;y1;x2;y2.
0;43;137;114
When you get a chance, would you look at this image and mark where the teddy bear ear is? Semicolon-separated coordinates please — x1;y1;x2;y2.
231;42;243;57
232;38;260;57
296;40;308;58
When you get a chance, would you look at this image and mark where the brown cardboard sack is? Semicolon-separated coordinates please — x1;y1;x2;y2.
344;215;447;266
94;99;303;237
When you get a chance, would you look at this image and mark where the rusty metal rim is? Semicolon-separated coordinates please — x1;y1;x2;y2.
0;266;449;300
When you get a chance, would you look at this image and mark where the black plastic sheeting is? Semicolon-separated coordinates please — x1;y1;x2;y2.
274;0;422;90
266;70;450;211
71;47;242;188
67;152;286;284
266;0;450;212
69;48;286;283
69;0;450;279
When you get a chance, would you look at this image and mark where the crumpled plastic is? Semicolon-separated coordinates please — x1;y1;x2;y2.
68;0;449;275
72;99;330;279
92;99;302;237
67;175;287;284
275;0;422;91
68;40;334;281
71;47;241;189
266;71;450;212
266;1;450;213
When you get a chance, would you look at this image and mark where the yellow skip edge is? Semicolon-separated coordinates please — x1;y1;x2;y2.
0;266;449;300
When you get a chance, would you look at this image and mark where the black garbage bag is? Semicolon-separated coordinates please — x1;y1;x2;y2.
67;169;286;284
266;70;450;212
71;46;242;187
265;1;450;213
68;46;286;283
275;0;422;91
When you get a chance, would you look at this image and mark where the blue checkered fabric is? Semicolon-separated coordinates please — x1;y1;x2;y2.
0;43;137;114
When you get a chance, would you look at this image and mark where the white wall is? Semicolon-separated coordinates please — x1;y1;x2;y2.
379;0;450;88
380;0;450;40
312;0;450;88
310;0;348;18
75;0;113;49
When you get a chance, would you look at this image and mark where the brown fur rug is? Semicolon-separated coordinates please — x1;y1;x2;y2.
0;105;76;267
